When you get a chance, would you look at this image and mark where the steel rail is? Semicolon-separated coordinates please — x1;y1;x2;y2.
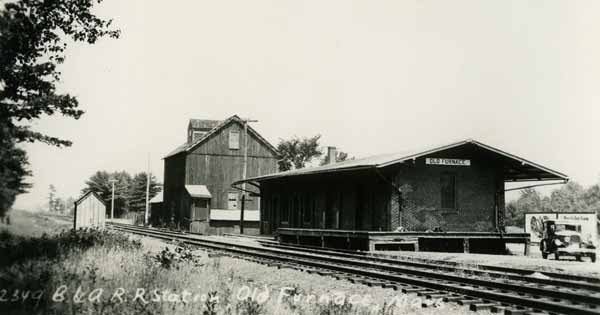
109;223;600;315
253;238;600;285
260;241;600;292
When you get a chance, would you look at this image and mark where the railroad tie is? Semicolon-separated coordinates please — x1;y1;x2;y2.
347;276;365;283
442;295;464;303
366;281;387;287
502;307;528;315
402;287;429;294
490;305;508;313
354;278;372;285
469;302;500;312
334;273;350;280
416;290;438;297
315;270;333;276
381;282;401;290
425;292;448;300
457;299;483;306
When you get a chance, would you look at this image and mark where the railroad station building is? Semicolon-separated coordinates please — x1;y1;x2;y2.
160;115;278;234
234;139;568;252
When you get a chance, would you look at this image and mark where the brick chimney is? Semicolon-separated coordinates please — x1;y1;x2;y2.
327;146;337;165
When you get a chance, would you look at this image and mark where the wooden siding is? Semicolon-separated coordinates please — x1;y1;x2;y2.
74;194;106;229
259;145;510;235
259;170;392;234
185;121;277;210
161;119;277;230
162;153;187;225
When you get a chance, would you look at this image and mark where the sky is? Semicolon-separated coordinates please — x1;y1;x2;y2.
14;0;600;210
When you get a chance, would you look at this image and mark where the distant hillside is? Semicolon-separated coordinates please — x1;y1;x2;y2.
1;209;72;237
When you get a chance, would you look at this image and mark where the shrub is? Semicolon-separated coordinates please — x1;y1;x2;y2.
152;240;203;270
236;297;264;315
0;228;141;267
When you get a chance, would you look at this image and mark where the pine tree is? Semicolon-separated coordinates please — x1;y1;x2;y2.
129;173;160;213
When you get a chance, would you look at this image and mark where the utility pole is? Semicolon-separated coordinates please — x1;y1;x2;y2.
240;118;258;234
109;179;117;221
145;153;151;226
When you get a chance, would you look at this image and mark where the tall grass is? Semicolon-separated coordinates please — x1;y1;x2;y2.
0;229;466;315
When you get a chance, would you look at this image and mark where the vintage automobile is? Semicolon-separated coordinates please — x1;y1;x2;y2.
540;219;596;262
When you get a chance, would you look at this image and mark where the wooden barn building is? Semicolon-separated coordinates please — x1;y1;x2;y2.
160;115;278;234
73;191;106;229
234;139;569;253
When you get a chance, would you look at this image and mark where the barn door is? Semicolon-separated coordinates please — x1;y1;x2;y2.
192;198;209;221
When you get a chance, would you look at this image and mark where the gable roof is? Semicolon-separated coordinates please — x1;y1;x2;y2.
74;191;107;206
233;139;569;184
189;119;221;130
149;191;163;203
164;115;278;159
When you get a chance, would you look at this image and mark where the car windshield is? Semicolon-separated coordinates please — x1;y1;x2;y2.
554;224;580;233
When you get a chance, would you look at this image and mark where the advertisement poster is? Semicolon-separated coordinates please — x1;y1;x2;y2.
525;212;598;244
525;213;557;243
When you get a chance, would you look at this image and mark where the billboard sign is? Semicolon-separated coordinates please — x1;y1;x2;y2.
525;212;598;244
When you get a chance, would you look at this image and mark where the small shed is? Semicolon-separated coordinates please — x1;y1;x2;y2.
74;191;107;229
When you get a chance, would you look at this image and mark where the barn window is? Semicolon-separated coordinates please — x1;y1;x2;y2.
194;199;208;208
440;173;456;210
227;192;238;209
229;130;240;149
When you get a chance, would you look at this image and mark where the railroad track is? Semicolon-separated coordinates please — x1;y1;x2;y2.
109;223;600;315
258;241;600;290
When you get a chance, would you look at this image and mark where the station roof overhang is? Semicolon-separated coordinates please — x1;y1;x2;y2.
185;185;212;199
233;139;569;186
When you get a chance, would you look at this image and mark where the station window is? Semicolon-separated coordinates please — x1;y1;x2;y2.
280;195;289;223
302;195;312;223
229;130;240;149
440;173;456;210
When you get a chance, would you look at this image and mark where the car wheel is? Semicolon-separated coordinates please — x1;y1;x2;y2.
592;254;597;263
541;252;548;259
576;255;582;262
554;252;560;261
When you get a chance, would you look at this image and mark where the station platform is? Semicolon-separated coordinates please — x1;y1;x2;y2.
277;228;531;255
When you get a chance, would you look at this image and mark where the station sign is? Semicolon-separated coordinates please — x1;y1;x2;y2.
425;158;471;166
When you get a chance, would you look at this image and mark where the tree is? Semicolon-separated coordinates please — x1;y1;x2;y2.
549;182;586;213
63;196;76;216
48;184;56;212
0;0;120;216
504;188;545;227
0;137;30;216
582;183;600;220
276;135;323;171
83;171;132;218
319;150;353;166
129;172;160;213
